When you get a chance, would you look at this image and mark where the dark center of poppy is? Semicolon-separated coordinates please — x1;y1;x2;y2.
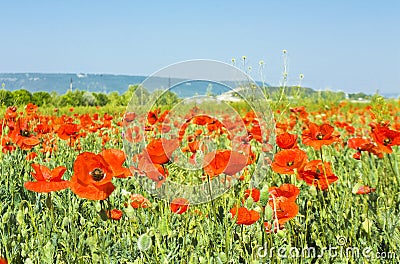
383;138;391;145
316;134;324;140
158;175;164;181
21;129;30;137
90;168;105;181
287;161;294;166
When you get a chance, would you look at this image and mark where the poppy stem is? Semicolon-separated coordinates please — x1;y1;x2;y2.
261;207;265;246
387;154;399;184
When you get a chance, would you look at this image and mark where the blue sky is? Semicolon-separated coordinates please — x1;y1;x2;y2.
1;0;399;94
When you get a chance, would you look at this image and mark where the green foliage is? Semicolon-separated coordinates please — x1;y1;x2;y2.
32;92;52;107
0;90;14;106
12;89;32;105
93;92;110;106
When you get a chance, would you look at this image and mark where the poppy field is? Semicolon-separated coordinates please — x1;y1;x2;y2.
0;94;400;263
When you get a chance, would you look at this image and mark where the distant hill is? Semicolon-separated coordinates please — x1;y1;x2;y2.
0;73;147;94
0;73;267;97
1;73;396;99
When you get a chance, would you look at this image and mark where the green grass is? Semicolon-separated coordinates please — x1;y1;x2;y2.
1;99;400;263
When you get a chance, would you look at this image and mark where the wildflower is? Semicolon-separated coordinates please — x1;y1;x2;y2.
57;123;80;140
70;152;115;200
268;184;300;202
25;103;38;116
128;194;151;209
24;164;69;193
347;137;383;159
302;122;340;150
9;118;41;150
271;149;308;175
244;188;260;203
145;138;179;165
353;184;376;195
203;149;247;178
107;209;123;220
230;206;260;225
371;125;400;153
276;132;298;149
100;149;132;178
170;198;189;214
298;160;338;190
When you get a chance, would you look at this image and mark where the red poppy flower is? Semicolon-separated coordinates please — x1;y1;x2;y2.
355;185;376;195
70;152;115;200
129;194;151;209
25;103;38;116
137;156;168;187
203;150;247;178
276;132;298;149
5;106;17;120
244;188;260;202
24;164;69;193
25;152;38;161
302;123;340;150
100;149;132;178
271;149;308;175
0;257;7;264
290;106;308;119
371;126;400;153
107;209;123;220
9;118;41;150
57;123;80;140
230;206;260;225
268;184;300;202
269;198;299;225
1;136;16;153
347;137;383;159
145;138;179;165
170;198;190;214
298;160;338;190
264;221;284;234
147;109;160;125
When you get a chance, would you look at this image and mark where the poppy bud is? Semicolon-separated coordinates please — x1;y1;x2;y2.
264;204;274;220
137;233;152;251
245;197;254;208
218;252;227;263
309;185;318;197
277;229;286;238
259;186;269;206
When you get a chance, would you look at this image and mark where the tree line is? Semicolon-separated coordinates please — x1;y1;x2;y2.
0;85;181;107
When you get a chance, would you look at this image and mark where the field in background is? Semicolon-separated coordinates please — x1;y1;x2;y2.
0;95;399;263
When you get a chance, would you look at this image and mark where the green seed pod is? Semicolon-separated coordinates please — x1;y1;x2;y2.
16;209;24;225
245;197;254;208
2;211;10;224
277;229;285;238
137;233;152;251
219;252;227;263
264;204;274;220
259;186;269;206
309;185;318;197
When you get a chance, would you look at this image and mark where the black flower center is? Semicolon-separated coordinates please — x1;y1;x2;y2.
383;138;391;145
316;134;324;140
90;168;105;181
287;161;294;166
21;130;30;137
